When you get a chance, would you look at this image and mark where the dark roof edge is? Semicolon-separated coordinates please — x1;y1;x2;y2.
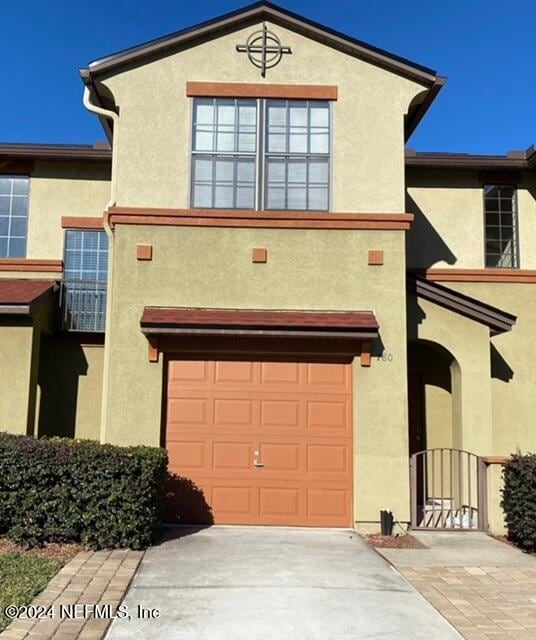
81;1;438;86
0;143;112;162
406;147;534;171
405;76;447;140
1;142;532;170
408;273;517;335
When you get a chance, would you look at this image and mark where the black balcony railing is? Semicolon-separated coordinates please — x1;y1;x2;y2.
60;279;107;332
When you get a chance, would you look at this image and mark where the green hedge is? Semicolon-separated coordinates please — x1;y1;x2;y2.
0;433;168;550
501;452;536;552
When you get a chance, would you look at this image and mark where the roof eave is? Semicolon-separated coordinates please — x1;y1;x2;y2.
405;76;446;142
408;273;516;335
81;1;438;87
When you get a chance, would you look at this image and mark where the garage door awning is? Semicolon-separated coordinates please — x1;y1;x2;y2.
140;307;379;340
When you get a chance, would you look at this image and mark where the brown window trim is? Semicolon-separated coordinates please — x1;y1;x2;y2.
106;207;413;231
0;259;63;272
61;216;104;230
186;82;338;101
414;268;536;284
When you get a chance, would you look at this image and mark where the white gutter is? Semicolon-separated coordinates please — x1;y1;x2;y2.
82;86;118;443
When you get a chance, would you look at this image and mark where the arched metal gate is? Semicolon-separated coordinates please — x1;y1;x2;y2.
410;448;487;530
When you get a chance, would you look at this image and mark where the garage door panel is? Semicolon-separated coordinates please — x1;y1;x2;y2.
306;362;349;386
260;399;300;429
306;400;349;432
167;397;207;426
165;360;352;526
307;444;350;474
168;360;209;383
260;443;301;472
214;398;255;427
260;362;301;386
212;485;255;516
259;487;300;518
167;441;206;470
215;361;256;384
213;441;254;470
307;488;351;521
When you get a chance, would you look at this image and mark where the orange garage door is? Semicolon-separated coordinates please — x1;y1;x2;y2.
165;360;353;527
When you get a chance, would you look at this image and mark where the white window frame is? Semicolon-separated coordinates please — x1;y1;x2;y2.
0;175;30;258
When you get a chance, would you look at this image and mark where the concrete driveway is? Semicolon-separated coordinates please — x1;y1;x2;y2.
106;526;460;640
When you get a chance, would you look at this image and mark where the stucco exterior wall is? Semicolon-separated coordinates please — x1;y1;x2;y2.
100;22;425;214
27;161;110;260
103;224;410;528
0;320;38;436
406;170;536;270
447;282;536;457
408;294;493;455
37;337;104;441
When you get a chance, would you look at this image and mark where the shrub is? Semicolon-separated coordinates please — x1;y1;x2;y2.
0;433;168;550
501;451;536;552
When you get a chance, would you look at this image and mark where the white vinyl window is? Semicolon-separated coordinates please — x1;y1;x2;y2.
0;176;29;257
191;98;331;211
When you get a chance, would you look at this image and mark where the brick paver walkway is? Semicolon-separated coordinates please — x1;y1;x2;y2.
400;566;536;640
0;549;143;640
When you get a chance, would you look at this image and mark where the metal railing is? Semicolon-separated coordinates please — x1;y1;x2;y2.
59;279;107;332
410;448;486;531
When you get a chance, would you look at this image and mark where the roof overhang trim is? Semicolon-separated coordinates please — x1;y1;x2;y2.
408;273;516;335
140;307;379;341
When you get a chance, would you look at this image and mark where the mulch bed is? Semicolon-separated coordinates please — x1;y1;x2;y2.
0;537;82;562
363;533;427;549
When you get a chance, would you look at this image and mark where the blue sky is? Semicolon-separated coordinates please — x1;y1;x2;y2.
2;0;534;154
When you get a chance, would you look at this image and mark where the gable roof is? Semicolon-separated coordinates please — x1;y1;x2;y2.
408;273;516;335
80;1;445;141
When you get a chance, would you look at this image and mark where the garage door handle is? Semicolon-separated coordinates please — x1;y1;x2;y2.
253;460;264;468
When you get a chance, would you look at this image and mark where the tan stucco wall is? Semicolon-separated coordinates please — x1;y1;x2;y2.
37;337;104;441
104;224;410;528
27;161;110;260
0;320;39;436
100;21;426;213
406;170;536;270
408;294;493;455
448;282;536;457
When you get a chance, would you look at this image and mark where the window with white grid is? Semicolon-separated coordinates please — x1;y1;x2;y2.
484;185;519;268
190;98;331;211
62;230;108;332
64;230;108;281
0;176;30;257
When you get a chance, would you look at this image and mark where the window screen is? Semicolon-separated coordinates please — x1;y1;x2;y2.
191;98;257;209
63;230;108;332
265;100;330;210
190;98;331;211
64;230;108;281
0;176;29;257
484;185;518;268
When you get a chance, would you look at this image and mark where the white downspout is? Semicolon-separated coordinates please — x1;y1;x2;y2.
83;86;118;443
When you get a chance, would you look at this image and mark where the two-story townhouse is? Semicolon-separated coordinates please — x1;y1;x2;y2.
1;1;534;534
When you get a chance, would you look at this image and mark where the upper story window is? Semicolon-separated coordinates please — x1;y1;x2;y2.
0;176;29;258
62;230;108;332
484;185;518;268
191;98;330;211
